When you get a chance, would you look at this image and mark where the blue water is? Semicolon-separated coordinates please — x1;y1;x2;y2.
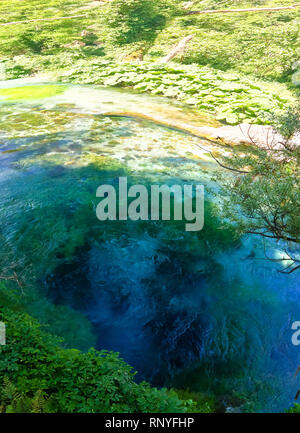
0;82;299;412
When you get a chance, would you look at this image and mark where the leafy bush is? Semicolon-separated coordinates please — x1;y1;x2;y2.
106;0;169;46
0;306;196;413
16;30;50;54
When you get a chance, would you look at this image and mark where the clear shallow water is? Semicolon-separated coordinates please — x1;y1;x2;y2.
0;81;299;412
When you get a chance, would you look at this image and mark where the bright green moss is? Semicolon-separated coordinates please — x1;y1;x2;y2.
0;84;67;101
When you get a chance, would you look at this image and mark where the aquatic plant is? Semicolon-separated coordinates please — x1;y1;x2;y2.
56;61;296;124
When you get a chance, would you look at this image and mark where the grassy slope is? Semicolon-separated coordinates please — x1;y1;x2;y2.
0;0;298;81
149;0;300;81
0;0;98;56
0;1;298;124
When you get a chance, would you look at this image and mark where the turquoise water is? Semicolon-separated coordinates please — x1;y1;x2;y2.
0;81;299;412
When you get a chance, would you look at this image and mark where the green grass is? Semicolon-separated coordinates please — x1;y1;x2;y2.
0;0;299;83
0;0;298;125
0;0;101;56
150;0;300;82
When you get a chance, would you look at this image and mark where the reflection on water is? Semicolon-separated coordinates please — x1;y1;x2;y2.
0;82;299;412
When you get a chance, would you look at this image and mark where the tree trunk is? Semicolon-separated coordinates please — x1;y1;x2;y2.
161;35;193;63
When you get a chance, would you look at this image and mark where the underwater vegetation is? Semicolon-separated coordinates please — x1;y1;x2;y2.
0;84;299;412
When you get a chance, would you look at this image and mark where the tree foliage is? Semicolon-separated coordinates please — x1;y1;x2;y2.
217;105;300;273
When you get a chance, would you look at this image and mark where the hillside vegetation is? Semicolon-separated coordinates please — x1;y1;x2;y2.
1;0;299;124
0;0;299;82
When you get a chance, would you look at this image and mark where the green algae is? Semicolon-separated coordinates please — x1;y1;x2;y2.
0;84;67;101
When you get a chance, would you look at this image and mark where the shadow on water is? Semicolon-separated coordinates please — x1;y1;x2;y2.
0;92;299;412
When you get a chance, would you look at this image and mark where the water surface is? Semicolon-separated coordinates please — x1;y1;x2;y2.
0;81;299;412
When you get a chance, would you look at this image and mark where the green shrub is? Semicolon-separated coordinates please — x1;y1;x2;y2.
0;307;194;413
106;0;178;46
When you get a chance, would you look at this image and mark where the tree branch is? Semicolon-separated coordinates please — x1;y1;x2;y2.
247;230;299;244
209;151;250;173
0;272;24;293
279;264;300;274
161;35;194;63
193;142;250;173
